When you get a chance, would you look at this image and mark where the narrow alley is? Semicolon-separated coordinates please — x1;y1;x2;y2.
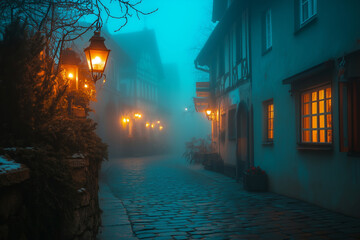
98;156;360;240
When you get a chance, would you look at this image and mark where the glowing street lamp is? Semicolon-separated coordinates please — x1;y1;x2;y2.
134;113;142;119
157;120;161;124
61;48;81;90
122;117;130;124
151;124;155;128
84;30;110;82
159;126;164;131
146;122;150;128
205;108;215;121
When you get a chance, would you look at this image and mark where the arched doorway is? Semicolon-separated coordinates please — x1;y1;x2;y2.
236;101;249;181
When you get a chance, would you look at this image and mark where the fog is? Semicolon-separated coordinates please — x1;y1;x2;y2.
91;0;215;157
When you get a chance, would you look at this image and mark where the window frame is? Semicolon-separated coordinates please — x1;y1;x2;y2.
262;8;272;54
263;99;274;144
299;85;333;145
294;0;318;33
265;9;272;51
299;0;317;26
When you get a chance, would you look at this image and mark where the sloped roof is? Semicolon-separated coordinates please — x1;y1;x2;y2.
112;29;163;77
212;0;227;22
196;0;247;66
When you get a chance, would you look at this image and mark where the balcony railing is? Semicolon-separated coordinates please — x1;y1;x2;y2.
215;58;249;97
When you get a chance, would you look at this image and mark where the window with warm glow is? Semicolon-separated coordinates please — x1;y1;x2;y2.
264;100;274;142
301;87;332;143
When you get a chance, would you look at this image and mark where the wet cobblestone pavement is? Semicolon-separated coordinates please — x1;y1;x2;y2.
97;156;360;240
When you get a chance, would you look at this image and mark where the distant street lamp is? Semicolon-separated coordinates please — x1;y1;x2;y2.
61;48;81;90
122;117;130;123
84;30;110;82
205;108;215;121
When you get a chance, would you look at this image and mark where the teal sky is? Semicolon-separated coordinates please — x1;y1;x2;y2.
103;0;215;144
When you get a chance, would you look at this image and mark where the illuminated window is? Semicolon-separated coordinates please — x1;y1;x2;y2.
264;100;274;142
301;86;332;143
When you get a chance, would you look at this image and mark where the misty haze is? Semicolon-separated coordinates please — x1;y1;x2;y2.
0;0;359;239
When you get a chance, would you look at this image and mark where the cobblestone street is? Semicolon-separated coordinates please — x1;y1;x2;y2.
97;156;360;240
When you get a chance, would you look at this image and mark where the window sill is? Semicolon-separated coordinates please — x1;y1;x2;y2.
262;46;272;56
296;143;333;151
294;15;318;35
262;141;274;146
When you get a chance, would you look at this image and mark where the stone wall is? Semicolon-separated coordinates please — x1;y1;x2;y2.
0;157;101;240
0;165;30;240
62;158;101;240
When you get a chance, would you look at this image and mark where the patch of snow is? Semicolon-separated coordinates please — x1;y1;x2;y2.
3;147;34;151
3;147;17;151
0;156;21;174
71;153;85;159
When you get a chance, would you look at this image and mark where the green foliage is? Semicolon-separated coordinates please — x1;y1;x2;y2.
0;20;107;158
2;148;78;239
0;20;66;146
0;20;107;239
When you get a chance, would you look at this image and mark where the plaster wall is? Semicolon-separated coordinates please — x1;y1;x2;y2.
218;83;251;168
250;0;360;217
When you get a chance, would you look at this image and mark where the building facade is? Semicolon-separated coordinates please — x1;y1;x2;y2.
195;0;253;179
111;29;165;156
75;28;165;156
195;0;360;217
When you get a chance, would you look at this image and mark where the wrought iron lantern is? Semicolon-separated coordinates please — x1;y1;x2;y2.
205;108;215;121
84;31;110;82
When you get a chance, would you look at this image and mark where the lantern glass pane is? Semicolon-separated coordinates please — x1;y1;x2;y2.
88;49;109;72
84;50;92;70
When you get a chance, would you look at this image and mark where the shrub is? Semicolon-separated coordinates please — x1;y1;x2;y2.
183;136;212;164
0;20;107;239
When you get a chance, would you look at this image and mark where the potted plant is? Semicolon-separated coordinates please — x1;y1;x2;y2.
244;166;268;192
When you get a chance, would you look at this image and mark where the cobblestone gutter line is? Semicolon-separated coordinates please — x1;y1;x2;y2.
97;180;137;240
